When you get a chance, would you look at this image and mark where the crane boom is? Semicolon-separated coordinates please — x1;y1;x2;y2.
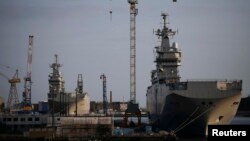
27;35;33;79
22;35;33;110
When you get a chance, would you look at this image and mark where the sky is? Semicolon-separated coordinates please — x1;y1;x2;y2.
0;0;249;108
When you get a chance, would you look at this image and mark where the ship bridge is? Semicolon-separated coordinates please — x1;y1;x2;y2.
152;13;181;84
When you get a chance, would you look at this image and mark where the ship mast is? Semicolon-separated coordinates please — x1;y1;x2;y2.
153;13;181;84
48;54;65;114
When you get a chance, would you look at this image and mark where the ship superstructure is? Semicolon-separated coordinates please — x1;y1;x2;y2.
152;13;180;85
48;54;90;116
146;13;242;136
48;54;66;115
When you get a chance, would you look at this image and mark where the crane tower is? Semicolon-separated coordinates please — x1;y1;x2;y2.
22;35;33;110
128;0;138;104
100;74;108;114
7;70;21;109
0;69;20;110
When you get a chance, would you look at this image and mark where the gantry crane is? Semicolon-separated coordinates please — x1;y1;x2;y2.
0;69;21;110
22;35;33;111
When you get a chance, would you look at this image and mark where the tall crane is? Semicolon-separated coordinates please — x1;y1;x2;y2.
128;0;138;104
0;69;21;110
125;0;176;126
22;35;33;111
100;73;108;114
127;0;177;104
7;70;21;109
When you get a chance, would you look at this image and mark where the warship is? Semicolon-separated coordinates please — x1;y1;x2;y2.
47;54;90;116
146;13;242;136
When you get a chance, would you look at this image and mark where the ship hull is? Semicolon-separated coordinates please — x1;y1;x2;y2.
148;92;241;136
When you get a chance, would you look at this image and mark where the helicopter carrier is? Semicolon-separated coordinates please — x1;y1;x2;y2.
146;13;242;136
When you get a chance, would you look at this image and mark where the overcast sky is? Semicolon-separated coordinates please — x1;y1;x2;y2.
0;0;249;107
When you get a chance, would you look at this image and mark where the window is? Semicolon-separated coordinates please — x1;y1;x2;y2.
21;118;25;122
13;118;18;122
233;102;239;105
28;117;32;121
35;117;40;121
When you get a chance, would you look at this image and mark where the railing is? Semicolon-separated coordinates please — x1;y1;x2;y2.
167;82;188;90
185;79;242;91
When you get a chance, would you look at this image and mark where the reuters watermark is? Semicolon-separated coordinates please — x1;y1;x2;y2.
208;125;250;140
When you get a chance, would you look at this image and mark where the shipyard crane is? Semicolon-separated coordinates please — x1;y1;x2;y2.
127;0;177;105
124;0;141;127
125;0;176;126
0;69;21;110
100;74;108;114
22;35;33;111
128;0;138;104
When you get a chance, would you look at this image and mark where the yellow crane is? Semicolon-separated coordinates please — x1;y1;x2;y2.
0;68;21;110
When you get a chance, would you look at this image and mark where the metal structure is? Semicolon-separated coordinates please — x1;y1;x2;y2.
100;74;108;114
125;0;176;127
155;13;179;83
22;35;33;110
0;70;21;109
7;70;21;109
48;54;65;115
128;0;138;104
146;11;242;136
75;74;83;116
77;74;83;95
